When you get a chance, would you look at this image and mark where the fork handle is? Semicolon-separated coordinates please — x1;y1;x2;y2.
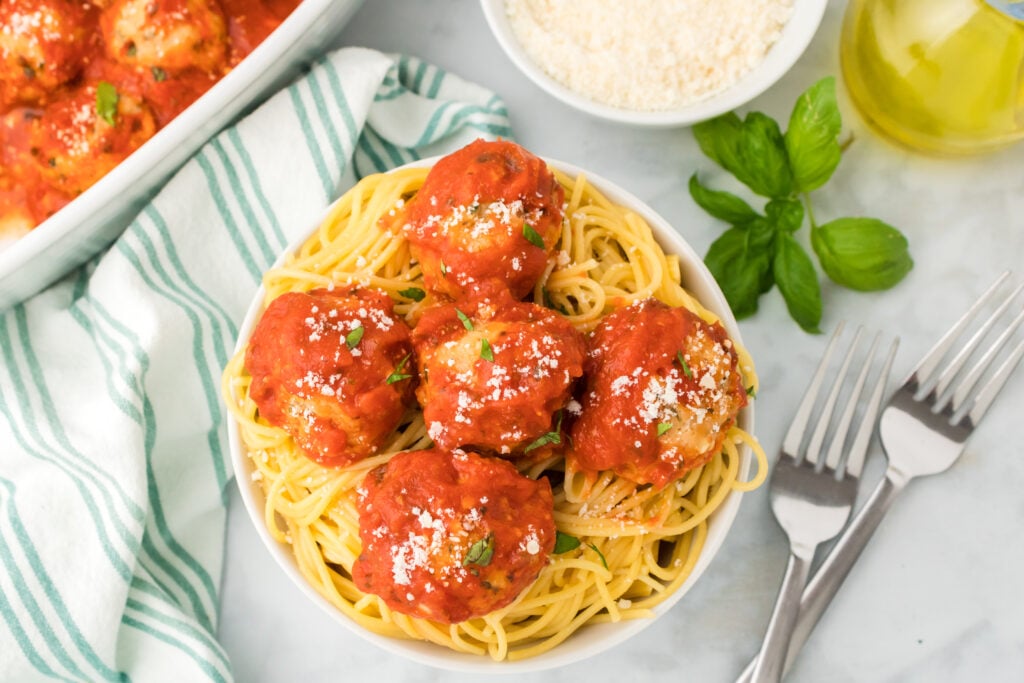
737;472;907;682
749;548;814;683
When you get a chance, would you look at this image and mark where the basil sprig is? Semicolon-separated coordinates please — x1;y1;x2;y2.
691;77;913;332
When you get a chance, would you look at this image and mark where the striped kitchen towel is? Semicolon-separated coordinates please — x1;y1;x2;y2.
0;47;512;682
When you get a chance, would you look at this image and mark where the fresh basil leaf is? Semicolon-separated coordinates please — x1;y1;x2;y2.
737;112;794;198
151;66;168;83
96;81;119;126
704;227;773;319
675;350;693;379
385;354;412;385
398;287;425;302
523;223;545;248
588;543;609;570
480;338;494;362
657;422;672;436
773;234;822;333
785;77;843;193
524;411;563;452
688;174;759;225
463;533;495;567
455;308;473;331
524;431;559;452
345;325;364;349
766;198;804;233
693;112;744;175
542;287;570;315
553;531;581;554
811;217;913;291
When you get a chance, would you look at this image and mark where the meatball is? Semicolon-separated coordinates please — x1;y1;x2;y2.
30;82;157;196
244;286;416;468
0;0;91;107
101;0;229;74
568;299;748;489
353;448;555;624
396;139;564;300
412;290;586;456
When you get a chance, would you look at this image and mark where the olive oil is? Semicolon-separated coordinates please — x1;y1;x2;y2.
840;0;1024;155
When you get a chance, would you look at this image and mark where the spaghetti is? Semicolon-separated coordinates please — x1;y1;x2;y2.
222;161;767;661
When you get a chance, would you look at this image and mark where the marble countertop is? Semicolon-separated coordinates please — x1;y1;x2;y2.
217;1;1024;681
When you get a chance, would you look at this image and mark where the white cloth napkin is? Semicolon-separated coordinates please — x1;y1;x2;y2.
0;47;511;682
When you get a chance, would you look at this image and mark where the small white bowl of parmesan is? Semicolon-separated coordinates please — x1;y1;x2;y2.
480;0;827;127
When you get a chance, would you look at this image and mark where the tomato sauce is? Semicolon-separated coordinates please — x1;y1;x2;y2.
244;286;416;468
393;138;565;301
0;0;301;239
569;299;748;489
353;448;555;624
411;289;586;457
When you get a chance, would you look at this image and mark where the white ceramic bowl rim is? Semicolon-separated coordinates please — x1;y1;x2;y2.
479;0;828;127
227;157;756;673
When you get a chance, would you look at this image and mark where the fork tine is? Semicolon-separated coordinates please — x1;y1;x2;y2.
910;271;1010;391
948;305;1024;414
823;332;882;472
844;337;899;478
806;327;863;467
966;335;1024;426
782;322;846;457
932;281;1024;400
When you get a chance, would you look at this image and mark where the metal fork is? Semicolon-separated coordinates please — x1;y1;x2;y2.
749;325;897;683
738;272;1024;682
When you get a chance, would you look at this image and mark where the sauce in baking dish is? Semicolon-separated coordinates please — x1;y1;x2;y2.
0;0;301;242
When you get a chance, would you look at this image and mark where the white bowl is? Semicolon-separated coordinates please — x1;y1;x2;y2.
0;0;364;311
227;157;756;673
480;0;827;127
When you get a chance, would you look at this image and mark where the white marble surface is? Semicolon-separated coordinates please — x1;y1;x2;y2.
217;1;1024;681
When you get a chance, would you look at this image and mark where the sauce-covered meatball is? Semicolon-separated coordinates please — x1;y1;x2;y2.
412;291;586;455
0;0;92;107
396;139;564;300
30;83;157;196
353;448;555;624
568;299;747;488
101;0;229;74
244;286;416;468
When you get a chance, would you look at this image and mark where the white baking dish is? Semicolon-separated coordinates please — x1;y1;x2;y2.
0;0;364;311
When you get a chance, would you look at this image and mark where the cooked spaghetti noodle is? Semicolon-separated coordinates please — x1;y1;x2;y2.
222;162;767;661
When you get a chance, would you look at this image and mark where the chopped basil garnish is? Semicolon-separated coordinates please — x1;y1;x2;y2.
455;308;473;331
439;261;448;278
553;531;581;554
588;542;608;570
676;351;694;379
345;325;364;349
463;533;495;567
480;338;494;362
398;287;425;302
96;81;119;126
523;223;545;249
151;67;167;82
385;354;412;385
657;422;672;436
524;411;563;453
746;385;757;398
542;287;570;315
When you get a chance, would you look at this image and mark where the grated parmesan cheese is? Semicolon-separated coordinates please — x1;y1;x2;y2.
504;0;794;111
